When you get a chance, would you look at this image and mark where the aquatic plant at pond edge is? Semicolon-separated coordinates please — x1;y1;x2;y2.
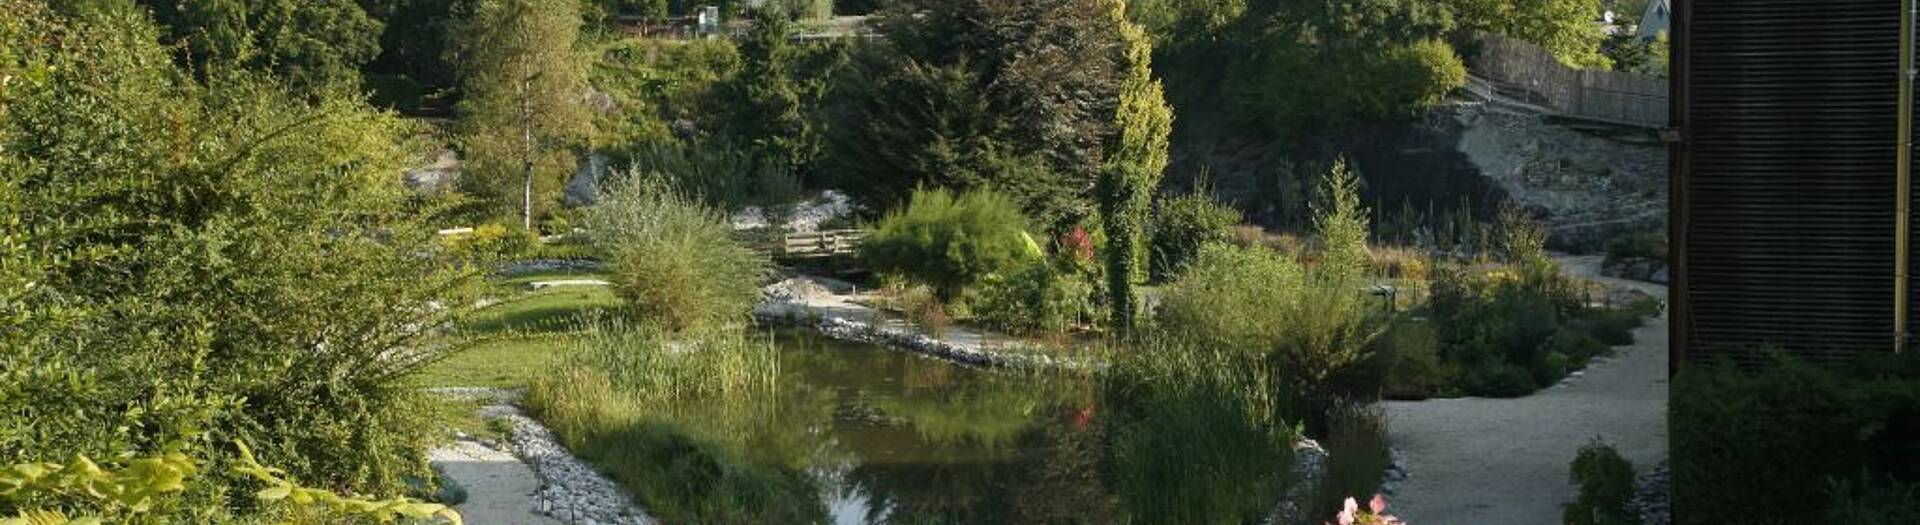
1103;337;1299;525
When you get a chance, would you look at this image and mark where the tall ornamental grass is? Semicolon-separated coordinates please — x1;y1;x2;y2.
525;321;814;524
585;173;770;332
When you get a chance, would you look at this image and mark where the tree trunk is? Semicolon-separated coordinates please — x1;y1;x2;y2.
519;75;534;231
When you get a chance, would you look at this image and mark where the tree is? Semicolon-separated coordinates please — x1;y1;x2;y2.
822;0;1127;226
1215;0;1465;139
450;0;592;227
360;0;469;107
725;8;814;176
1314;157;1371;284
1451;0;1612;69
137;0;384;91
1098;0;1172;335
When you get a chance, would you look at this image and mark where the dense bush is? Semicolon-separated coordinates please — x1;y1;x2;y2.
1565;439;1640;525
1154;243;1385;433
975;262;1100;336
861;187;1040;301
1425;265;1581;396
974;226;1104;335
587;174;768;332
1149;190;1242;282
2;3;472;519
1158;1;1469;140
1604;230;1668;264
1672;351;1920;525
1377;321;1456;399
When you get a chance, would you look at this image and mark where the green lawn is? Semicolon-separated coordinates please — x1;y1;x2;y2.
416;279;621;388
466;285;622;336
415;334;585;388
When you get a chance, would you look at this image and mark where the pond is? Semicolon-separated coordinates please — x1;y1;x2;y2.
584;330;1300;525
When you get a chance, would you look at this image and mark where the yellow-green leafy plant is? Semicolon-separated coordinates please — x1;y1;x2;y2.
1;444;460;525
232;442;462;525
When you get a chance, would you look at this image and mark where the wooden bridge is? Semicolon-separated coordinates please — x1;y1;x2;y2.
774;229;865;259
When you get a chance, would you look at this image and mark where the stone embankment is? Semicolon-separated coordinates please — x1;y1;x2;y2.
428;389;653;525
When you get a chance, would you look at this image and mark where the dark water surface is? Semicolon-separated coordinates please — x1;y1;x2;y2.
630;330;1290;525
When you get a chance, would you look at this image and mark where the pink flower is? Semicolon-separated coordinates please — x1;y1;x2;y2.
1338;497;1359;525
1370;494;1387;515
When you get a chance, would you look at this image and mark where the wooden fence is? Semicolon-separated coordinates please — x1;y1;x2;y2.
1463;31;1669;128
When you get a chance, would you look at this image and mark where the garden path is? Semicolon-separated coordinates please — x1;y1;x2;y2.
1381;255;1668;525
428;438;564;525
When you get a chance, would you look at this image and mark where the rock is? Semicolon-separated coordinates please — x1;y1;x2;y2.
565;154;610;207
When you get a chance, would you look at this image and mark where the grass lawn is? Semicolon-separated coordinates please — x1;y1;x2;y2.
414;334;586;388
416;280;621;388
467;285;622;336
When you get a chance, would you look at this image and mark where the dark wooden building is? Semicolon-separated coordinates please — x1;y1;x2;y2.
1672;0;1916;365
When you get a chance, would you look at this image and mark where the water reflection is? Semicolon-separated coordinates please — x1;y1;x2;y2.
618;330;1290;525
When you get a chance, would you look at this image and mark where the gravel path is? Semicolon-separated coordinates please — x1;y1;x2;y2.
1381;255;1668;525
429;439;564;525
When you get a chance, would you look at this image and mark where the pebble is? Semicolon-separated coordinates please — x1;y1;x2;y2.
485;405;655;525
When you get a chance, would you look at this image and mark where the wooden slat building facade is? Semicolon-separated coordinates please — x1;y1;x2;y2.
1672;0;1912;365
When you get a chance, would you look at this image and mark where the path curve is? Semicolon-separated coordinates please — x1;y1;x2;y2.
1381;255;1667;525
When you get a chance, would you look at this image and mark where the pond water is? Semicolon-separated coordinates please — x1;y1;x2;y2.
610;330;1297;525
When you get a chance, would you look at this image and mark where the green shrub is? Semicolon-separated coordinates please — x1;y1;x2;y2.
1155;243;1384;433
870;281;954;337
1827;475;1920;525
2;5;472;518
974;258;1100;336
586;174;770;332
538;212;574;236
1569;309;1643;347
1672;351;1920;525
1604;230;1667;264
1313;403;1391;520
1565;439;1640;525
1425;259;1609;397
861;187;1039;301
1149;190;1242;282
1377;321;1454;399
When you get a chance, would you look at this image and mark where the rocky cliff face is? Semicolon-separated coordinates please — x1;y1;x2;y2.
1166;103;1668;253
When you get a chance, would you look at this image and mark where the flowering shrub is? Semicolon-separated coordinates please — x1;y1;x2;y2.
1331;494;1406;525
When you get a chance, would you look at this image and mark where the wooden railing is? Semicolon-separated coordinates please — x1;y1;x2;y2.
779;229;865;258
1463;31;1669;128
